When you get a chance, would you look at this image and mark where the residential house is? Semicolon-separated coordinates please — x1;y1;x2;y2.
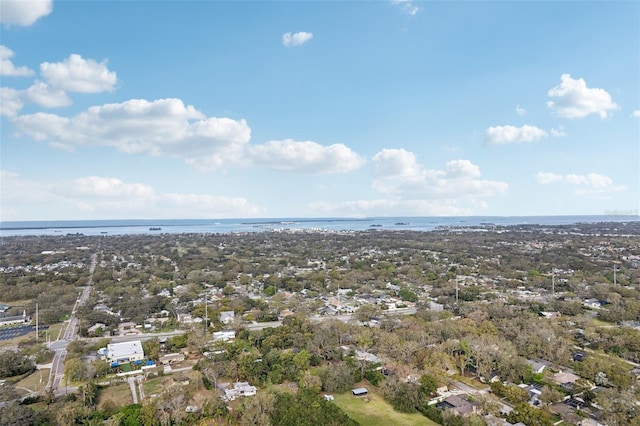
583;298;606;309
103;340;145;364
527;359;549;375
87;323;106;336
213;330;236;342
223;382;257;401
355;350;382;364
436;395;478;416
159;353;185;365
219;311;235;325
519;383;543;406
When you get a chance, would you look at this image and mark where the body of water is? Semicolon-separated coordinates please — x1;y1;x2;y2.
0;216;638;237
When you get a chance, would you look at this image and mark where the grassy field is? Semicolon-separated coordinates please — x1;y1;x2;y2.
97;382;134;409
15;368;50;393
590;317;615;327
142;376;171;396
333;391;438;426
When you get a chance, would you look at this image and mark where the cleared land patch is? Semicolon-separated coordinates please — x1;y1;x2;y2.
333;391;438;426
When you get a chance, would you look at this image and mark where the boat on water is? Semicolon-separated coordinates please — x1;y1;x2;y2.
149;227;162;231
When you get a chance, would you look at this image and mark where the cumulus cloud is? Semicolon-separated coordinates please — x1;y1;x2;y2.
282;31;313;47
23;80;72;107
0;87;23;117
536;171;626;196
0;0;52;26
0;171;262;220
246;139;365;174
515;105;527;116
547;74;618;119
485;125;548;144
550;124;566;138
0;52;117;115
40;54;117;93
11;98;251;170
391;0;419;16
12;97;364;174
372;149;507;199
631;110;640;119
0;45;34;76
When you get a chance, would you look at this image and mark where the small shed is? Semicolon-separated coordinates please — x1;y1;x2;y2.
352;387;368;397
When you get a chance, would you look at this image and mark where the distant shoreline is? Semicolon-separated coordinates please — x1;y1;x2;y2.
1;215;638;237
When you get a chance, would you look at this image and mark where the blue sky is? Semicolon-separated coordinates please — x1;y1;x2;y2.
1;0;638;220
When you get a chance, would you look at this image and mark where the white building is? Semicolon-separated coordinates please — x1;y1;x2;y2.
223;382;257;401
219;311;235;325
213;330;236;342
104;340;145;364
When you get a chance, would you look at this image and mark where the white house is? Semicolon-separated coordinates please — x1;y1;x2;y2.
219;311;235;325
213;330;236;342
104;340;145;364
223;382;257;401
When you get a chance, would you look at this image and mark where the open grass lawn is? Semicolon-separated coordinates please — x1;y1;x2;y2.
590;317;615;327
44;323;64;342
333;391;438;426
15;368;50;393
142;376;172;396
97;382;133;409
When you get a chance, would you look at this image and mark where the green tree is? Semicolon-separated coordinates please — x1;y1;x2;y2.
119;404;142;426
399;288;418;302
142;339;160;362
0;351;35;378
0;403;35;426
419;374;438;398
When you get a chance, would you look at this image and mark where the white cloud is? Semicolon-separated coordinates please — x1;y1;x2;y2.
23;80;72;107
246;139;365;174
372;149;507;199
536;171;626;196
63;176;156;199
40;54;117;93
547;74;618;119
515;105;527;116
0;45;34;76
391;0;419;16
550;124;566;137
0;87;23;117
485;125;548;144
12;97;364;174
282;31;313;47
0;0;52;27
535;172;564;185
631;110;640;119
0;171;262;220
11;98;252;170
0;53;117;115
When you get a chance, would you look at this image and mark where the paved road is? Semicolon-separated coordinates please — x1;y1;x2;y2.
137;376;145;401
243;307;418;331
109;330;186;343
127;376;138;404
46;253;97;394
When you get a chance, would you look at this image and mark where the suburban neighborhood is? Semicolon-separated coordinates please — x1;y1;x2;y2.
0;221;639;425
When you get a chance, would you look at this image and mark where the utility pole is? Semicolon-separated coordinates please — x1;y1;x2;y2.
204;292;208;335
455;279;459;305
35;303;38;342
613;264;617;286
551;270;555;296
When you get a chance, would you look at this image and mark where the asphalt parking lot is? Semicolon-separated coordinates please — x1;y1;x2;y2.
0;325;49;341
